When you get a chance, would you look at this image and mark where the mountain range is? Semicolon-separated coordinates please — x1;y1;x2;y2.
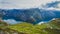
0;8;60;24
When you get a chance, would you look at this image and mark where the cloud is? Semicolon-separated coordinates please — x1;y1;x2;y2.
40;1;60;10
38;21;45;25
43;1;60;8
3;19;20;24
0;0;59;9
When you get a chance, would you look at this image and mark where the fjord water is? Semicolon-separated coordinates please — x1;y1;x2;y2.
0;8;60;24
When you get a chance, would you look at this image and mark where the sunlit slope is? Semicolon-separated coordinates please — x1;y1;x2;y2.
0;18;60;34
9;18;60;34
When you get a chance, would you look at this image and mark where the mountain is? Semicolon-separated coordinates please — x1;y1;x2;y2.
0;8;60;24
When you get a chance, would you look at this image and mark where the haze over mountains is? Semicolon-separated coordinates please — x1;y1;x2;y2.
0;1;60;24
0;8;60;24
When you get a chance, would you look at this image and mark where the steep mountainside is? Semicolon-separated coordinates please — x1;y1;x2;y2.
0;8;60;24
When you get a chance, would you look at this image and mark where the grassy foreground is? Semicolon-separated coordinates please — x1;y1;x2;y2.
0;18;60;34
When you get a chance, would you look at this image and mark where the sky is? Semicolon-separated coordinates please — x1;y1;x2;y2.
0;0;60;9
0;0;60;24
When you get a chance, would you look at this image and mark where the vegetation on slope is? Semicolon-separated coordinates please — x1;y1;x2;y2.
0;18;60;34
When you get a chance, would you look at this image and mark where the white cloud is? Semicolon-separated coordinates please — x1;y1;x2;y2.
38;21;48;25
38;21;45;25
57;4;60;8
0;0;59;9
3;19;20;24
41;7;60;10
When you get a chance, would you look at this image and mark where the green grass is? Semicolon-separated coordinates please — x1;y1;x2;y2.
0;18;60;34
